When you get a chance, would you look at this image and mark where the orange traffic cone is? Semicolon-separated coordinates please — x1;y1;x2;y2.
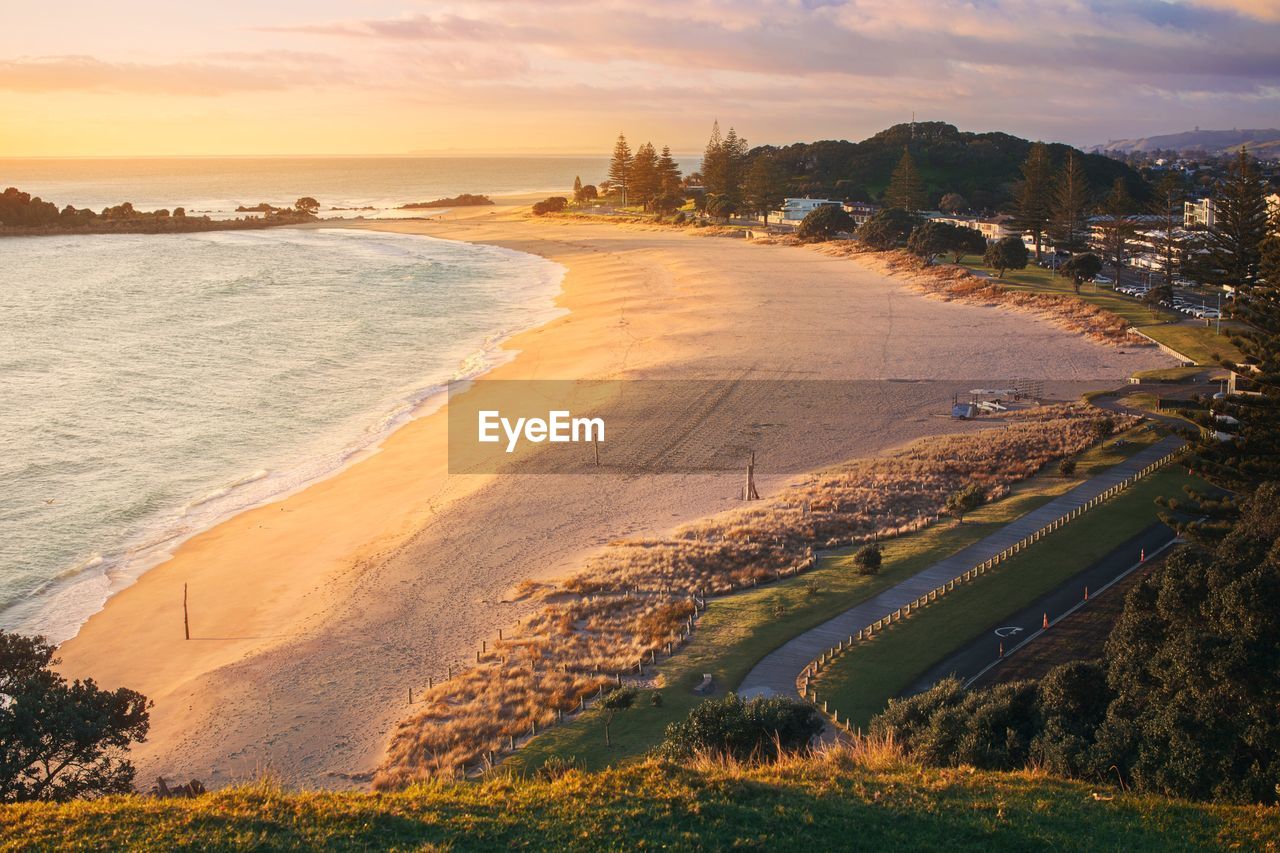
1043;613;1049;629
1140;548;1145;563
1084;586;1089;601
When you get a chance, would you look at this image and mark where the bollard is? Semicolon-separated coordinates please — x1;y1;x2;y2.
999;641;1003;658
1043;612;1049;629
1084;586;1089;601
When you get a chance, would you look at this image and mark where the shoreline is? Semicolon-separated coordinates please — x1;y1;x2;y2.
6;224;566;645
53;197;1173;788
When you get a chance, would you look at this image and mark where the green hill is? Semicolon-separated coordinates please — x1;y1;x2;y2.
2;753;1274;851
753;121;1147;210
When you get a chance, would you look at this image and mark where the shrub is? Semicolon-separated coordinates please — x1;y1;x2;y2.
852;543;883;575
907;221;986;263
531;196;569;216
857;208;922;250
983;236;1028;278
796;205;855;241
534;755;582;781
1058;459;1077;478
944;483;986;523
659;694;824;762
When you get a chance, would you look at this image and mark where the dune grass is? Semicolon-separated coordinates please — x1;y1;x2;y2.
813;465;1202;729
501;426;1164;774
3;747;1274;851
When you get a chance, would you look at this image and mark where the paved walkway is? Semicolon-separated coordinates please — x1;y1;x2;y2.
736;435;1185;700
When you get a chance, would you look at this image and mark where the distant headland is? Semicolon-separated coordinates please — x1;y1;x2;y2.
398;194;494;209
0;188;318;237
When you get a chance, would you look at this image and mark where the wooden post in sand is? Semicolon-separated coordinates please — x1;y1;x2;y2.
183;583;190;640
744;452;761;501
593;436;601;467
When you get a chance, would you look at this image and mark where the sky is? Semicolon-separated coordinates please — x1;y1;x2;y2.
2;0;1279;157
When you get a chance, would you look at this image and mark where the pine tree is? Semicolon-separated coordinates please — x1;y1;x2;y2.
1050;150;1090;255
1096;178;1137;288
630;142;660;211
608;134;634;205
885;148;926;212
572;175;583;203
657;146;682;196
701;121;726;199
720;127;749;211
1149;171;1185;289
1208;147;1269;289
744;153;787;224
1014;142;1053;261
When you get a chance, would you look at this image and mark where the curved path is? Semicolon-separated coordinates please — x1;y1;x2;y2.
736;435;1185;700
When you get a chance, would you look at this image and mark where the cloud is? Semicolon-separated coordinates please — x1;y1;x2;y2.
1185;0;1280;22
0;54;346;96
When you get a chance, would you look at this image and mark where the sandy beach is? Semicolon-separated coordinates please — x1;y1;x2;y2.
54;199;1171;788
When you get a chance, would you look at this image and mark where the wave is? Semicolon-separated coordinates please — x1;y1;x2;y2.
2;228;567;644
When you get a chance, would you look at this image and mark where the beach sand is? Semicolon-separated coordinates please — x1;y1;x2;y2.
54;199;1171;788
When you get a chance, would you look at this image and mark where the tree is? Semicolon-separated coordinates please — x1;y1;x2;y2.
1149;171;1186;289
294;197;320;215
1050;150;1090;254
1207;147;1269;290
608;134;633;205
630;142;660;211
796;204;854;241
1095;178;1138;287
1014;142;1054;261
578;185;598;203
531;196;568;216
658;694;823;762
908;221;986;264
885;148;927;212
938;192;968;213
599;687;637;748
744;154;787;224
1058;458;1077;477
857;208;922;250
572;175;583;202
0;631;151;803
657;146;682;197
700;121;749;214
1061;253;1103;293
944;483;986;524
852;543;882;575
984;236;1028;278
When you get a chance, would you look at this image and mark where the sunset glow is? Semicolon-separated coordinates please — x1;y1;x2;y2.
5;0;1280;156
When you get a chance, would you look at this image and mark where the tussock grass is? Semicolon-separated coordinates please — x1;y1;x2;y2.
377;405;1134;787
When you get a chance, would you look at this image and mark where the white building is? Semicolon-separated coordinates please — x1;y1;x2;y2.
1184;198;1216;229
779;197;843;222
934;214;1018;242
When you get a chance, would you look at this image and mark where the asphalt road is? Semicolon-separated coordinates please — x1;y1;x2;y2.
902;521;1178;696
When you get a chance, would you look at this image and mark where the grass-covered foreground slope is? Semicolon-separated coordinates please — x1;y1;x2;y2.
2;752;1275;851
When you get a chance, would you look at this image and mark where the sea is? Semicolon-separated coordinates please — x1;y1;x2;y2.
0;156;698;643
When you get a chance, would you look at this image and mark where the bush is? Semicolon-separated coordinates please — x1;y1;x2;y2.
534;755;582;781
1058;459;1077;478
796;205;855;241
944;483;986;523
531;196;569;216
907;220;986;263
983;236;1028;278
857;208;923;250
852;543;883;575
659;694;824;762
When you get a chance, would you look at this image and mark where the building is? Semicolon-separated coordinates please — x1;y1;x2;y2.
843;201;879;226
1184;197;1216;229
933;213;1018;242
779;198;843;222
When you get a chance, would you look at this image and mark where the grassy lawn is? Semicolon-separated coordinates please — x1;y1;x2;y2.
959;260;1243;365
502;425;1165;775
813;464;1202;729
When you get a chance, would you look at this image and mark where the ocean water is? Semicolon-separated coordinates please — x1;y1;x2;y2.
0;227;565;642
0;156;698;219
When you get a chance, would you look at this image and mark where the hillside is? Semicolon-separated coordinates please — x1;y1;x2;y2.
1;752;1275;851
751;122;1146;210
1094;128;1280;157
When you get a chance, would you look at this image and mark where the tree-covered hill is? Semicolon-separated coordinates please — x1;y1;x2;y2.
752;122;1147;211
